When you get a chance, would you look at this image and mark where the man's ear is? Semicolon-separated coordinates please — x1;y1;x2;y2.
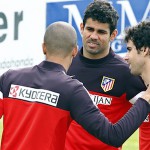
80;23;84;35
143;47;150;56
72;46;78;58
110;29;118;42
42;43;46;55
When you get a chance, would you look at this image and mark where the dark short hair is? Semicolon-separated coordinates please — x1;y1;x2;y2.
83;0;119;34
124;20;150;51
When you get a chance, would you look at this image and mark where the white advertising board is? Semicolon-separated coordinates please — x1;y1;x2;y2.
0;0;46;74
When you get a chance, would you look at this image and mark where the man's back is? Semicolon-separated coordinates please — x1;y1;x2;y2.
0;61;77;150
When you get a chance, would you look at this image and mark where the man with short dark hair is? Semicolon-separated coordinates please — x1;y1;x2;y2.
124;20;150;150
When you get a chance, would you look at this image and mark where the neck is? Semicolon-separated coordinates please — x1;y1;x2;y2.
46;56;71;72
83;47;110;59
141;60;150;87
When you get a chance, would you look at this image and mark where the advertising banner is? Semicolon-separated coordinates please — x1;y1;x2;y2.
0;0;46;74
46;0;150;55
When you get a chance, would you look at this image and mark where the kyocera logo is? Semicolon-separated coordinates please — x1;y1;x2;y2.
9;84;60;107
9;85;19;97
46;0;150;54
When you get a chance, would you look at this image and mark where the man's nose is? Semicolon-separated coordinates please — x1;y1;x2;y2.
90;32;99;40
123;53;129;62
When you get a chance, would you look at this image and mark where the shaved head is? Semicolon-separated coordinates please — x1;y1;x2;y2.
44;21;77;57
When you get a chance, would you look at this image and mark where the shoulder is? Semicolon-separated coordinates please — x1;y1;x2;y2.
64;74;83;89
3;67;33;78
112;53;131;72
113;53;128;66
0;67;34;87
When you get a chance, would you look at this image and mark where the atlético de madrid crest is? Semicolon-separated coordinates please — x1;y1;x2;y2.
101;76;115;92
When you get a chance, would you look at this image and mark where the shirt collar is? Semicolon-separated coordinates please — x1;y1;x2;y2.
78;47;115;64
38;60;66;73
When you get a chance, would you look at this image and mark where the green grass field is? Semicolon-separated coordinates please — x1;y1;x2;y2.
0;120;138;149
123;129;139;150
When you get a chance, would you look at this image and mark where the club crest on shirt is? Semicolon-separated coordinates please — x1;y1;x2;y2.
101;76;115;92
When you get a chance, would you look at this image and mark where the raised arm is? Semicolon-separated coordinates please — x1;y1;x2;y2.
70;85;150;147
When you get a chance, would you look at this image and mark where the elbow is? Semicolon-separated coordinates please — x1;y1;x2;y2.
110;139;124;148
113;143;122;148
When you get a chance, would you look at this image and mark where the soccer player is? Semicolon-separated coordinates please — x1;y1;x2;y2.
65;1;149;150
124;20;150;150
0;21;150;150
